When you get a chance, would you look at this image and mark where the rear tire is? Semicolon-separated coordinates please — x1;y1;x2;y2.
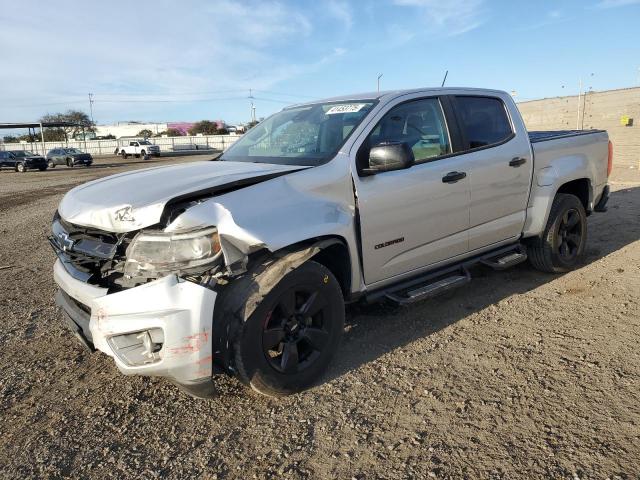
16;162;25;173
232;260;344;397
47;160;55;169
528;193;587;273
121;151;128;159
39;166;47;171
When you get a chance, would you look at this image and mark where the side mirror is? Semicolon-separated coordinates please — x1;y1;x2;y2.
361;141;415;176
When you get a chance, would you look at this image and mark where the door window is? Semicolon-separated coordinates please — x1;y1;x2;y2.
454;96;513;149
366;98;451;164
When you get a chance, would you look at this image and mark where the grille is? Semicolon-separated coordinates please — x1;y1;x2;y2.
50;213;131;288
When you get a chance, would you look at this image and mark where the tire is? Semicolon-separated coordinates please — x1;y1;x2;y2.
16;162;25;173
39;166;47;171
47;160;56;169
121;151;128;159
528;193;587;273
232;260;344;397
140;150;146;158
66;158;74;168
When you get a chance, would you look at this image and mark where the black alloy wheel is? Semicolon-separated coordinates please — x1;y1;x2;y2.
262;288;331;374
555;208;583;262
230;259;345;397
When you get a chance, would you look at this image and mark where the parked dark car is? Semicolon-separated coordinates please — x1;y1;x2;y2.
0;150;48;172
46;148;93;168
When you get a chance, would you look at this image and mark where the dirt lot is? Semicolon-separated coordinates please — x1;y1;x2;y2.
0;154;638;479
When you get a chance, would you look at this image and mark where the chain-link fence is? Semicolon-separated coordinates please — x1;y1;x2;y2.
0;134;240;156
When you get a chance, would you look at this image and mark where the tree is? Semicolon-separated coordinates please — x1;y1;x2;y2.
2;135;18;143
188;120;219;136
155;128;184;137
39;110;96;140
245;120;259;130
137;129;153;138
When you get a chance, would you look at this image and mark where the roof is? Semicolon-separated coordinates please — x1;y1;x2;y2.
0;122;86;129
287;87;509;108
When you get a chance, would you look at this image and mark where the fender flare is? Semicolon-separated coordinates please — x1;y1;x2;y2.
210;238;341;371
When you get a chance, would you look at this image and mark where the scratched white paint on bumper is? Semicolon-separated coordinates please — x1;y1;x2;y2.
53;259;217;385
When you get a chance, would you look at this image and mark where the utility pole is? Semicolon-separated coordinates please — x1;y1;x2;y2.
377;74;383;93
88;93;95;124
248;89;256;123
576;78;582;130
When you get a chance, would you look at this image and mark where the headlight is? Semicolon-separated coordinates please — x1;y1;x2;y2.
124;227;222;278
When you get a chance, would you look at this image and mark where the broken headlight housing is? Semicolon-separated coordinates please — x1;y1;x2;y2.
124;227;222;278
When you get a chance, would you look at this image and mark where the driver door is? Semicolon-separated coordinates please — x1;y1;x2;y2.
353;96;473;286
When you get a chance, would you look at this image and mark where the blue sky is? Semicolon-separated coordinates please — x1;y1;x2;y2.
1;0;639;125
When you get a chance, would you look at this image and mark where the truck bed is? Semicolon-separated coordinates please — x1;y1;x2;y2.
528;129;606;143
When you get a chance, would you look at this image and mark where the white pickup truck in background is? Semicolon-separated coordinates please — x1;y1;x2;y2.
50;87;612;398
114;139;161;159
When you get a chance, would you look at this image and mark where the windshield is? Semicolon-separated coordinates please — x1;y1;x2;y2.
10;151;33;157
64;148;82;154
221;100;376;166
139;141;151;145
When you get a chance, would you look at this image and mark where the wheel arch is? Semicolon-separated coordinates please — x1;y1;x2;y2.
212;236;351;373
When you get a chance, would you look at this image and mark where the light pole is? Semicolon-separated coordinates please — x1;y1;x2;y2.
377;74;383;93
88;93;95;124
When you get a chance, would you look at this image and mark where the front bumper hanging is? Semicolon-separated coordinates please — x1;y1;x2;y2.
53;259;218;397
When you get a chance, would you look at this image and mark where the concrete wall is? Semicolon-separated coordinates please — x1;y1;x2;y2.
517;87;640;172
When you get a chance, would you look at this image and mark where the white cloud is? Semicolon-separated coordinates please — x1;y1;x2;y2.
0;0;330;123
594;0;640;7
393;0;486;35
326;0;354;29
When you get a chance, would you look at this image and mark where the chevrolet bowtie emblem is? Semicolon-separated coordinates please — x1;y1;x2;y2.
57;232;75;251
114;206;135;222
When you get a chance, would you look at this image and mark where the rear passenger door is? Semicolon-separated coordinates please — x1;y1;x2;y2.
451;95;533;250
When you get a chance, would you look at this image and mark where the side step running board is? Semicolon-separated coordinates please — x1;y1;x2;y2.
480;247;527;271
385;268;471;305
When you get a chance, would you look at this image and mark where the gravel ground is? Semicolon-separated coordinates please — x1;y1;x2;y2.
0;155;638;479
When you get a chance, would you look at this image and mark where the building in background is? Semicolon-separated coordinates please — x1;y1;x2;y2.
94;120;230;138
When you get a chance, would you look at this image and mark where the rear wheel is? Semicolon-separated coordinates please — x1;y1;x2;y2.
233;260;344;397
39;166;47;171
66;158;74;168
528;193;587;273
15;162;25;173
121;151;128;159
47;159;55;168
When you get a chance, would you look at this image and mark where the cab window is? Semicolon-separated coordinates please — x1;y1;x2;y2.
365;98;451;164
453;96;513;149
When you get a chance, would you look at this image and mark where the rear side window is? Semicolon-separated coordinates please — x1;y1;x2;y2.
454;96;513;149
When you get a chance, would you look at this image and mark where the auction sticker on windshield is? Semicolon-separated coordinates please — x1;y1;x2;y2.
325;103;367;115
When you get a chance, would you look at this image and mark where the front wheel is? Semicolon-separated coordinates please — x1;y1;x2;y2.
39;166;47;171
121;151;128;159
47;160;56;169
233;260;344;397
528;193;587;273
66;158;74;168
15;162;26;173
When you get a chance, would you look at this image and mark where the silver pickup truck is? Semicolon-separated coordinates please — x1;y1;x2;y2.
50;88;612;398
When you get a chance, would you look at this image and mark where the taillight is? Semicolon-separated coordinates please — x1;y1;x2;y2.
607;140;613;177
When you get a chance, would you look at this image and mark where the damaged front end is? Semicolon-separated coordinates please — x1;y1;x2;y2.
49;208;241;398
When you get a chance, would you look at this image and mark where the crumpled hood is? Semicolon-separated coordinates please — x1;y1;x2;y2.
58;161;306;232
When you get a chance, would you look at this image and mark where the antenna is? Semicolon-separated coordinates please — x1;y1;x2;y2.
441;70;449;87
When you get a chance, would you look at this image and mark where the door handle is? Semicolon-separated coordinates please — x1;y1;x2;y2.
442;171;467;183
509;157;526;167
